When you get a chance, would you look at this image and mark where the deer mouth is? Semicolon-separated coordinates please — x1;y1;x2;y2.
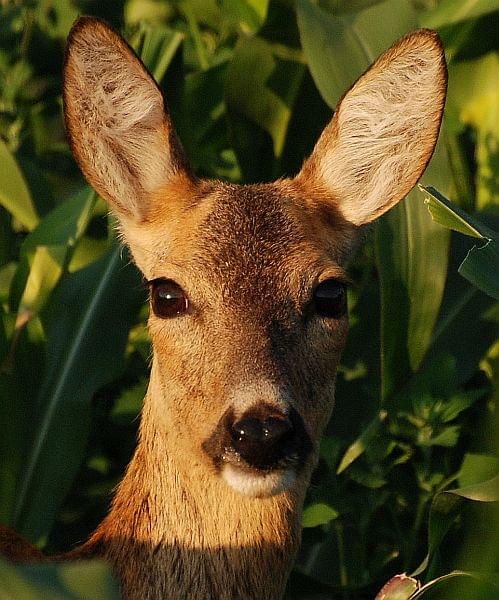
202;406;313;497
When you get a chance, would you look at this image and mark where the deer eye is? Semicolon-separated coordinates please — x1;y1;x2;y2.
313;279;347;318
149;279;188;319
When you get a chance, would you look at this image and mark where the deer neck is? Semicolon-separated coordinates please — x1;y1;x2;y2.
86;361;306;599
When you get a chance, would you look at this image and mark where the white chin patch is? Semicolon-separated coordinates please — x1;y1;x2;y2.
222;464;296;498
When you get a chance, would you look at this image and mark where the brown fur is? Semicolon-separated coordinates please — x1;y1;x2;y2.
0;17;447;600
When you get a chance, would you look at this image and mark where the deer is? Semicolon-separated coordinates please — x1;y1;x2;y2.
0;16;447;600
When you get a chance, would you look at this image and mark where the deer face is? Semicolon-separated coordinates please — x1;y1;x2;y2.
129;179;355;496
63;18;446;498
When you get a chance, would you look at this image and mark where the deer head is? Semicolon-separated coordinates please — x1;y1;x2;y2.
63;17;446;500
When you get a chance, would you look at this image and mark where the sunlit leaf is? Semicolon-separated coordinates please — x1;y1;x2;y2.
302;502;339;528
421;186;499;299
0;140;38;230
10;189;96;319
221;0;269;32
420;0;499;28
447;52;499;211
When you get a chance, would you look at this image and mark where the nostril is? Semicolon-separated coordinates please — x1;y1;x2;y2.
230;415;293;447
262;416;292;442
231;418;265;443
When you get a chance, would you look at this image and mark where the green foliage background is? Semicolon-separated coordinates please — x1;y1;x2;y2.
0;0;498;598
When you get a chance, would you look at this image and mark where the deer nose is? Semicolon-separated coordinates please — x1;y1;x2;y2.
229;410;294;470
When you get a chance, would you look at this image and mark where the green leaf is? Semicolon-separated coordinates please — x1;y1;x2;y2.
336;410;387;474
411;570;499;599
226;36;305;157
419;425;460;448
12;246;144;543
377;142;451;398
130;23;183;83
420;186;499;299
459;453;499;488
447;52;499;211
438;389;484;422
221;0;269;33
0;558;120;600
420;0;499;29
318;0;387;14
10;188;96;318
449;475;499;502
296;0;417;109
412;475;499;577
0;140;38;230
302;502;339;528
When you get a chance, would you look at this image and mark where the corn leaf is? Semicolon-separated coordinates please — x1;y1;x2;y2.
12;246;144;543
421;186;499;299
0;558;119;600
420;0;499;28
0;141;38;230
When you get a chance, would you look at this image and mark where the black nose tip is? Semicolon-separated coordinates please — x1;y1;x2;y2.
229;409;295;470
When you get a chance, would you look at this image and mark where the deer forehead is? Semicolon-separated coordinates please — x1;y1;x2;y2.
125;179;352;298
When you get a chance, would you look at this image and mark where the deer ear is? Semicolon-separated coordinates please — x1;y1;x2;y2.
296;29;447;226
63;17;189;222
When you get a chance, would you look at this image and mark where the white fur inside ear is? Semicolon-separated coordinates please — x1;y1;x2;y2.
303;32;446;225
65;21;174;219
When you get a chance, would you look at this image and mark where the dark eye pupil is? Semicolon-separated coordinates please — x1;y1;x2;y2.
150;279;188;318
313;280;347;318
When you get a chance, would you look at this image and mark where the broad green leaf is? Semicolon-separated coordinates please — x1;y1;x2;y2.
411;570;499;599
447;53;499;211
376;144;451;397
125;0;175;25
448;475;499;502
459;454;499;488
420;0;499;28
412;474;499;577
221;0;269;32
17;245;66;318
12;246;144;543
420;185;495;239
0;558;120;600
302;502;339;528
296;0;417;109
226;36;305;157
0;140;38;230
35;0;79;39
421;186;499;299
10;189;96;318
319;0;387;14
